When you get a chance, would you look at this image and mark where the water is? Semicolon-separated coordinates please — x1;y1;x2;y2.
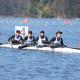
0;18;80;80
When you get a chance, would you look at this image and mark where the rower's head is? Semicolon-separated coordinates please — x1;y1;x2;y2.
28;31;32;37
16;30;21;36
56;31;63;38
40;31;45;37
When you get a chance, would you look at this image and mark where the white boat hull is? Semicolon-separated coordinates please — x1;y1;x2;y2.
0;44;80;53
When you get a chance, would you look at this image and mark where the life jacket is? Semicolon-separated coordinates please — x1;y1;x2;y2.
54;37;61;46
37;36;46;45
14;35;21;41
26;36;33;44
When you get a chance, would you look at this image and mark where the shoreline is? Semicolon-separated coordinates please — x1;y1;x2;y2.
0;15;79;20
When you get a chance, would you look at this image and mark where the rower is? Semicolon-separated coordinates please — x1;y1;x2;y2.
18;31;35;49
8;30;23;44
50;31;64;48
36;31;48;47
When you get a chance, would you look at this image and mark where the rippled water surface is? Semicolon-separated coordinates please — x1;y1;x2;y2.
0;18;80;80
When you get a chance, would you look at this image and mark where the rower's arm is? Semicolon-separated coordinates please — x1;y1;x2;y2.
46;37;48;42
20;36;24;43
36;37;39;42
33;37;36;42
42;37;48;44
49;37;55;43
8;35;15;42
61;38;64;45
23;36;28;42
32;37;36;44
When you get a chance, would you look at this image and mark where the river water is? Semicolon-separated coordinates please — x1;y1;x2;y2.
0;18;80;80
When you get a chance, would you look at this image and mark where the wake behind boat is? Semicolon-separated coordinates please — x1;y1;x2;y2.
0;44;80;54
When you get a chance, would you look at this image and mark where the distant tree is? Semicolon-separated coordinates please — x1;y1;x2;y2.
0;0;79;18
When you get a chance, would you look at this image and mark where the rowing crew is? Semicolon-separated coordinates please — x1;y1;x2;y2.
8;30;65;49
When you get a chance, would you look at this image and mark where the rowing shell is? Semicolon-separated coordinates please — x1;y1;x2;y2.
0;44;80;53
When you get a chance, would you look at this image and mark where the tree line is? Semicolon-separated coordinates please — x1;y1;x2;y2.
0;0;79;18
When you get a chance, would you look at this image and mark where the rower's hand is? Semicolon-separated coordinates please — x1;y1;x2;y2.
42;40;46;43
8;42;10;44
8;42;11;44
47;44;51;47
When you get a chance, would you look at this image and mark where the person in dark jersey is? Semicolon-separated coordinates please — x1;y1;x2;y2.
50;31;65;48
18;31;35;49
8;30;23;44
36;31;48;47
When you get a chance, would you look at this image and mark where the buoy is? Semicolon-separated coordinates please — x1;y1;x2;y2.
64;20;71;24
21;18;29;23
75;18;80;20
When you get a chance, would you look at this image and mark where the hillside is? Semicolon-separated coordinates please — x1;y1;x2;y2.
0;0;79;18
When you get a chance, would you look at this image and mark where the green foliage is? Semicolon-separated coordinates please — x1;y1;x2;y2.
0;0;79;18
